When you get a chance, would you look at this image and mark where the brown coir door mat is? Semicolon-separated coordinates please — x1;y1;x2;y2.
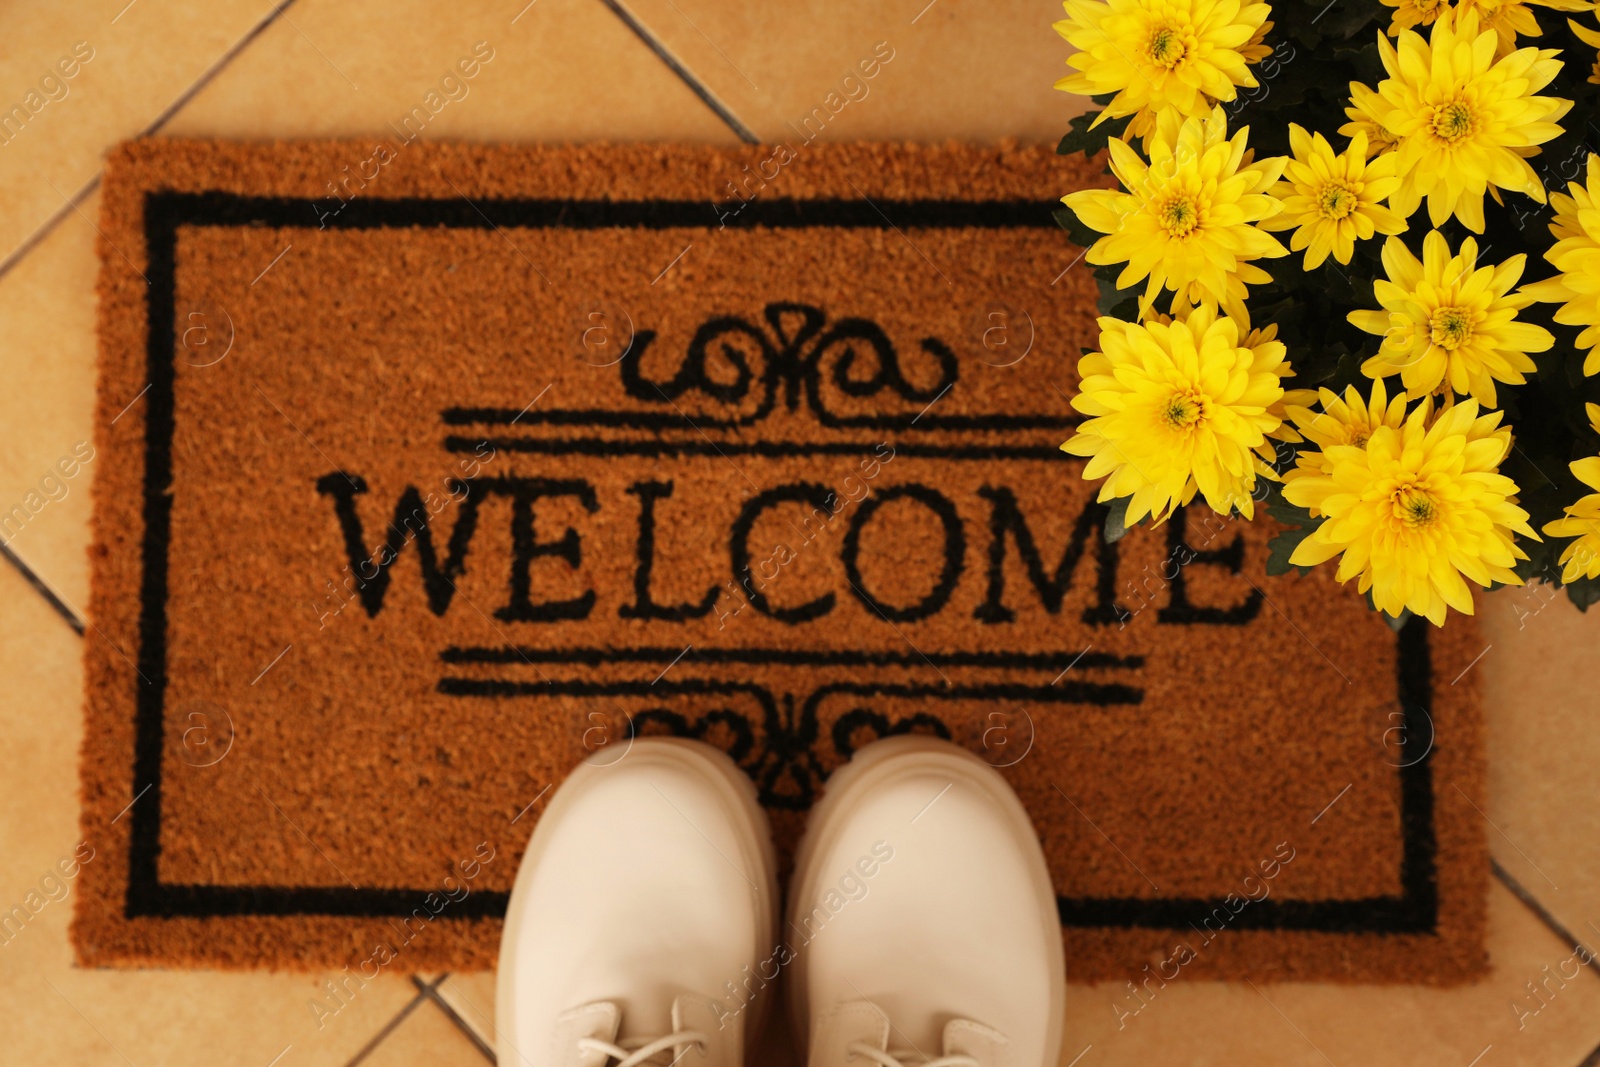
79;139;1487;982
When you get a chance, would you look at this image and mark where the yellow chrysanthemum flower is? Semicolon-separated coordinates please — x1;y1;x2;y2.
1350;230;1552;405
1062;106;1286;318
1387;0;1563;54
1283;378;1409;497
1400;0;1547;54
1285;398;1537;625
1241;18;1276;63
1383;0;1453;34
1367;8;1571;232
1566;17;1600;81
1063;303;1288;525
1541;402;1600;581
1254;320;1316;458
1523;154;1600;373
1262;126;1407;268
1465;0;1545;53
1053;0;1270;139
1141;300;1307;462
1342;81;1404;157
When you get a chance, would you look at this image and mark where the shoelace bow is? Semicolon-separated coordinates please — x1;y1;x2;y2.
577;1029;708;1067
845;1040;980;1067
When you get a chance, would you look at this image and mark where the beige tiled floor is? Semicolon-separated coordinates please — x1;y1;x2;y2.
606;0;1086;143
0;190;101;613
1480;595;1600;953
0;0;282;271
1;2;1597;1065
358;979;489;1066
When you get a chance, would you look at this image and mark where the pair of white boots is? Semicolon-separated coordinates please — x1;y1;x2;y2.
496;736;1064;1067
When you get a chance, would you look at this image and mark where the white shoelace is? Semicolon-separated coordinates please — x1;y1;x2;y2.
845;1040;980;1067
577;1030;708;1067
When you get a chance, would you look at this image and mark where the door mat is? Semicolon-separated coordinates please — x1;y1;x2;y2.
78;139;1488;983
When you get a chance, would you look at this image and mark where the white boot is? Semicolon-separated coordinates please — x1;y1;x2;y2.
497;738;778;1067
787;736;1064;1067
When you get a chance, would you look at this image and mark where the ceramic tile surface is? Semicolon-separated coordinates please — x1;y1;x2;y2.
0;192;102;613
1059;885;1600;1067
0;0;280;268
159;0;743;143
1480;588;1600;955
358;983;487;1066
608;0;1089;143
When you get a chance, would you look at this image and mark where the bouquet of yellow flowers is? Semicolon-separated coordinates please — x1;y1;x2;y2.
1052;0;1600;624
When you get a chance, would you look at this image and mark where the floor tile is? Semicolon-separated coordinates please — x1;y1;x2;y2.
0;0;279;270
0;189;100;615
0;560;420;1066
431;973;498;1053
1480;587;1600;953
159;0;742;142
604;0;1089;143
359;988;490;1066
1060;883;1600;1066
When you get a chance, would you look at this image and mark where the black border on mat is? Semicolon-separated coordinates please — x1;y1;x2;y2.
124;191;1438;935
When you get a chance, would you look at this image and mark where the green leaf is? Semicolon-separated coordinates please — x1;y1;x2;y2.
1095;276;1142;319
1053;205;1101;251
1565;577;1600;612
1056;110;1132;157
1319;1;1383;39
1265;524;1315;576
1103;495;1132;543
1264;494;1316;529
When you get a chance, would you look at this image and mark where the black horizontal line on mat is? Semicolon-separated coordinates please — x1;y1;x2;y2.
437;677;1144;706
437;645;1143;671
148;191;1062;231
120;887;1430;931
1058;892;1434;933
122;882;509;918
443;435;1067;460
439;406;1081;432
125;193;1441;940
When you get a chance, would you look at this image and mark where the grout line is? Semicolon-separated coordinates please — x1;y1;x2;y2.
140;0;303;138
417;975;498;1063
1492;858;1600;984
594;0;759;143
342;980;436;1067
0;173;102;287
0;538;86;635
0;0;300;290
